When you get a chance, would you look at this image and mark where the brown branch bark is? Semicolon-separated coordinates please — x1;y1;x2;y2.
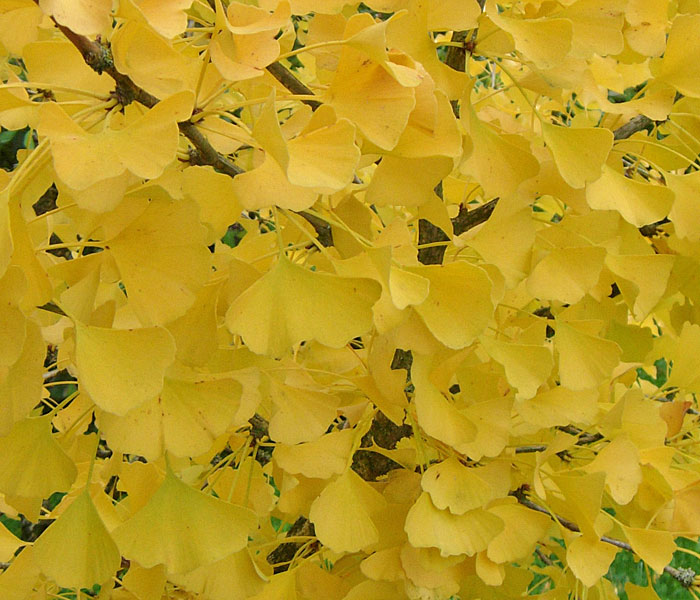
266;62;321;110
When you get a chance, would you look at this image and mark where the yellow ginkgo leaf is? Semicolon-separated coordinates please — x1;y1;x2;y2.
209;2;289;81
480;336;553;399
624;0;668;57
605;254;674;320
309;470;386;553
666;171;700;241
0;321;45;437
657;14;700;98
621;525;676;573
0;523;23;563
39;91;193;190
0;415;76;498
559;0;626;58
586;165;674;227
121;563;166;600
584;435;642;505
169;549;266;600
541;123;613;189
166;281;221;367
489;8;572;70
413;356;477;451
566;534;618;588
421;457;494;515
460;397;513;461
23;40;113;99
38;0;111;35
113;468;258;574
366;155;454;206
75;322;176;416
461;108;540;198
119;0;193;39
554;320;621;391
527;246;607;305
226;255;381;357
268;380;340;444
286;115;361;191
106;194;211;326
112;21;199;98
0;266;26;368
405;492;504;557
428;0;480;30
232;153;318;212
409;262;494;349
274;428;355;479
325;45;416;150
516;387;598;428
486;500;551;563
99;376;243;460
34;492;120;589
666;323;700;393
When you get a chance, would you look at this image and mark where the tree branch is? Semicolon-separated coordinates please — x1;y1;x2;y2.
266;62;321;110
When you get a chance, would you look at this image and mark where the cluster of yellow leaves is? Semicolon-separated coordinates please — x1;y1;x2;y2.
1;0;700;599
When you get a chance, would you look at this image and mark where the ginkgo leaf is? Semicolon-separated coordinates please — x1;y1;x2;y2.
112;21;200;98
0;415;76;498
121;563;166;600
657;14;700;98
486;500;551;563
38;0;111;35
274;428;354;479
34;491;120;589
586;165;674;227
527;246;606;305
559;0;626;58
621;525;676;573
75;322;176;415
325;45;416;150
409;262;494;349
554;320;621;391
480;336;553;399
286;115;361;191
120;0;193;38
268;380;339;444
0;266;26;368
169;550;266;600
23;39;113;98
226;255;381;357
584;435;642;505
624;0;667;57
541;123;612;189
113;468;258;574
0;321;45;437
39;91;194;190
489;8;572;70
98;376;243;460
421;457;494;514
309;470;386;553
405;492;504;557
667;171;700;241
605;253;674;320
516;387;598;428
366;155;454;206
567;534;618;588
413;356;477;451
106;194;211;326
0;522;22;563
461;108;540;198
